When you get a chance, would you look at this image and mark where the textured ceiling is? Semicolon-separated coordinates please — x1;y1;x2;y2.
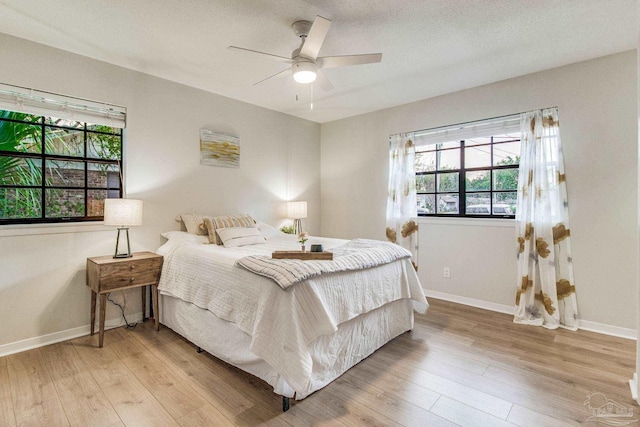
0;0;636;123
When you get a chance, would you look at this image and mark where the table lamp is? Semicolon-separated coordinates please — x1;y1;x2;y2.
287;201;307;234
103;198;143;258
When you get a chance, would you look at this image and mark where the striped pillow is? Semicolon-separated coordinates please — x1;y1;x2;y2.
203;214;256;244
216;227;266;248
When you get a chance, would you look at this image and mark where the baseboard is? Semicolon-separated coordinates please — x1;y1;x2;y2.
0;312;143;358
424;289;515;315
578;319;636;340
629;373;638;402
424;289;637;340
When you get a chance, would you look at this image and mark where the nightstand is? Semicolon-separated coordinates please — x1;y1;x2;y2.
86;251;163;347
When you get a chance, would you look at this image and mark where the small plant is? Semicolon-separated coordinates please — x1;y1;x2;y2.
280;224;295;234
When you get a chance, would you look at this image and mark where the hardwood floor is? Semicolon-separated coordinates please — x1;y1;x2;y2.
0;298;636;426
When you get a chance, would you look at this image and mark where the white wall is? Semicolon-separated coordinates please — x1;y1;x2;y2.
321;51;638;331
0;33;321;351
418;218;516;309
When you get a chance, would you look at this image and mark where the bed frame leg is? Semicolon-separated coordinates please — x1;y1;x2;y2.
282;396;290;412
196;346;203;353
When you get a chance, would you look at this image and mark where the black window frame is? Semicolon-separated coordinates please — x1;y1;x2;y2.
416;135;520;219
0;111;123;225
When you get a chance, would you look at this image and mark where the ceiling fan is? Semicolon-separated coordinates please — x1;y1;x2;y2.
227;15;382;91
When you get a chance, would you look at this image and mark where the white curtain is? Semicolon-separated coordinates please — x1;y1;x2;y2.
514;107;578;330
386;133;419;269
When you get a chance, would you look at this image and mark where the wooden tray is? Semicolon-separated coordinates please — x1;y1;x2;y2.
272;251;333;260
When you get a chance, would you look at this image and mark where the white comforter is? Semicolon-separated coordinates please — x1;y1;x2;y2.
156;233;427;394
236;238;413;289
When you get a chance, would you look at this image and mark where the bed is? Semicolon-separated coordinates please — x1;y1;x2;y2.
156;221;428;410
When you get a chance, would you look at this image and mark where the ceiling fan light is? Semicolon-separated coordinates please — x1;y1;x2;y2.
293;61;317;83
294;71;316;83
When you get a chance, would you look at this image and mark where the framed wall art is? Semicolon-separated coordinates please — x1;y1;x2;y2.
200;129;240;168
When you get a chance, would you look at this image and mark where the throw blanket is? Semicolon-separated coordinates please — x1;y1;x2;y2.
235;238;411;289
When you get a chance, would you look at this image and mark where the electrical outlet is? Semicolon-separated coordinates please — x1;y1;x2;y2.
443;267;450;278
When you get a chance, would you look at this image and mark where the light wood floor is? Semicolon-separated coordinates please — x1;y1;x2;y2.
0;298;636;426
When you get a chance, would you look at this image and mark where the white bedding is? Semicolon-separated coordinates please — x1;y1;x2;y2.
235;238;413;289
156;232;428;395
161;295;415;399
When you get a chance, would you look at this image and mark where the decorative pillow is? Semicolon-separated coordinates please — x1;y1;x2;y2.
203;217;218;244
204;214;256;244
216;227;266;248
161;231;209;244
178;214;212;236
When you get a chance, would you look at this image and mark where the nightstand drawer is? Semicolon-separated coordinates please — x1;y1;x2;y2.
99;257;162;278
99;269;160;291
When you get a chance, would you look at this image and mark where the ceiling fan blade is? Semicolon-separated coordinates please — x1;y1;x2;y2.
315;71;334;91
318;53;382;69
227;46;292;63
252;67;292;86
299;16;331;60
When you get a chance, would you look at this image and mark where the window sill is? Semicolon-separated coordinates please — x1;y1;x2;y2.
0;221;112;237
415;216;515;228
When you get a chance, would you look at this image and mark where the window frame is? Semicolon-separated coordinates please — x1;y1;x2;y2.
0;111;123;225
416;135;520;219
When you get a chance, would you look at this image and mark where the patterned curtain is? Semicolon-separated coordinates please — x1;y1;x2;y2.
514;107;578;330
386;133;419;269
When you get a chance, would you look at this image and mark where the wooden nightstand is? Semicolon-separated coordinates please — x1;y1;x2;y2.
86;251;164;347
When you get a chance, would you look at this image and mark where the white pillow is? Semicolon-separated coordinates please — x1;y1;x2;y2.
255;221;285;238
161;231;209;244
216;227;266;248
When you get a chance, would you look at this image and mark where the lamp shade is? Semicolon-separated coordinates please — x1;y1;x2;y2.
103;198;143;226
287;201;307;219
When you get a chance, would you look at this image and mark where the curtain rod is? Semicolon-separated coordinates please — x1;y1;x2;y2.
391;106;559;139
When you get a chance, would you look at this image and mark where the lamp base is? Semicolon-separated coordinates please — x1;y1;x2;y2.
113;253;133;259
293;219;302;235
113;227;133;258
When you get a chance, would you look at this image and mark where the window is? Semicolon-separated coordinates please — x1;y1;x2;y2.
415;115;521;218
0;109;123;224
